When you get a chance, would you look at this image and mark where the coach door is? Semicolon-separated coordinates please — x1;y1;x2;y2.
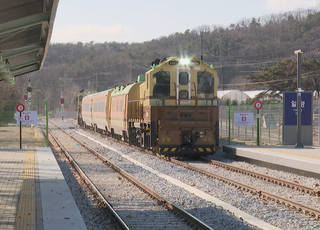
176;67;191;105
90;98;94;124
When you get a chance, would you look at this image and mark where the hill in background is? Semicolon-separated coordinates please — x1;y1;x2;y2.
11;7;320;111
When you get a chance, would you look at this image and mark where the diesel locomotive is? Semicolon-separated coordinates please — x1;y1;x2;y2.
78;56;219;156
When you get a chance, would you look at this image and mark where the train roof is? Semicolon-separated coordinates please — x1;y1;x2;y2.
146;56;214;75
111;82;140;97
78;89;98;95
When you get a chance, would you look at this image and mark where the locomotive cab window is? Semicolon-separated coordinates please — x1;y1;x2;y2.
197;71;214;98
153;71;170;98
179;72;188;85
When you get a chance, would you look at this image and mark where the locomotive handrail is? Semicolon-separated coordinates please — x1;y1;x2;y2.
192;82;198;124
173;82;177;106
208;98;214;124
155;99;159;122
155;99;165;135
177;98;180;124
155;98;165;122
174;81;180;124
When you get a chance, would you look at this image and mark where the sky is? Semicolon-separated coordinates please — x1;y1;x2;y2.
51;0;320;44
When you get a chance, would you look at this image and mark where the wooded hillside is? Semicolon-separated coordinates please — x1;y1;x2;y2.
5;7;320;111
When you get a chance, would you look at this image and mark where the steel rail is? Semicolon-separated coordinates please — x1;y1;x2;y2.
49;121;214;230
170;158;320;219
200;157;320;197
72;119;320;219
47;128;130;230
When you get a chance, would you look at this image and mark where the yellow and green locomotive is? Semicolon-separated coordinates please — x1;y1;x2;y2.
78;56;219;156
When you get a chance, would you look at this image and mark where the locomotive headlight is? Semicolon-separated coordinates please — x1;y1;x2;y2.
180;59;190;65
179;90;188;99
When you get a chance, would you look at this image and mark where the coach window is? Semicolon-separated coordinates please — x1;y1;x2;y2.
197;71;214;98
179;72;188;85
83;104;90;111
153;71;170;98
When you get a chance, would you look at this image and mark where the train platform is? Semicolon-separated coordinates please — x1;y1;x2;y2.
223;144;320;179
0;126;86;230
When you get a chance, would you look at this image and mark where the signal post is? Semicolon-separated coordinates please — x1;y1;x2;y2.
254;101;263;146
61;87;64;120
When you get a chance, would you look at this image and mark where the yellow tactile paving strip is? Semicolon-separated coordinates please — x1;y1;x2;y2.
260;147;320;160
14;149;35;230
0;126;45;230
0;150;26;230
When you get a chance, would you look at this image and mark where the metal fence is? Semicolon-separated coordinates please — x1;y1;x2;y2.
0;100;47;126
219;99;319;145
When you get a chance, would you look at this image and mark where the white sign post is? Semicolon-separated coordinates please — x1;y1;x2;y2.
234;113;254;126
16;111;38;125
16;104;25;149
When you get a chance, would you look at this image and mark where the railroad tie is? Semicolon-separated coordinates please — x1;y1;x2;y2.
14;149;36;230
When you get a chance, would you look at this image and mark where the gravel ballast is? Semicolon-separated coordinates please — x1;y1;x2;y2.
49;119;320;229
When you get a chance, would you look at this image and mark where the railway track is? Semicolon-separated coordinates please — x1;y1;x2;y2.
45;118;320;229
169;158;320;219
78;120;320;219
200;157;320;196
83;118;320;219
47;120;213;230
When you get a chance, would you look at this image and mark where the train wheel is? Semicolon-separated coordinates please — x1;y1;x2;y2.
104;127;108;136
106;129;110;136
122;131;128;142
143;131;150;149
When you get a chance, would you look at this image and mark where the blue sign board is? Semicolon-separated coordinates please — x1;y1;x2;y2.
284;92;312;126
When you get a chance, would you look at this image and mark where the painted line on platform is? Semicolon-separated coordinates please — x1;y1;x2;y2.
260;147;320;160
15;149;36;230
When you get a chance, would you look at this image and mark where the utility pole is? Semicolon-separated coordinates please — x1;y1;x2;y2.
221;64;224;91
217;38;221;62
128;60;132;83
217;38;222;90
294;49;303;148
309;37;313;58
95;68;98;90
200;32;203;60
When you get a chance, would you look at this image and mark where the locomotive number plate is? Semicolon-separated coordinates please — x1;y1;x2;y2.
169;61;178;65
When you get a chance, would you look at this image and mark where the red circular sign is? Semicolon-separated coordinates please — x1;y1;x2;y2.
254;101;263;110
16;104;25;112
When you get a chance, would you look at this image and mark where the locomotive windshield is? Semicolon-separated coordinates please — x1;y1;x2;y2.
197;71;214;98
179;72;188;85
153;71;170;98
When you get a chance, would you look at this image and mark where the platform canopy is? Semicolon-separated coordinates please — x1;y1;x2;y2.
0;0;59;84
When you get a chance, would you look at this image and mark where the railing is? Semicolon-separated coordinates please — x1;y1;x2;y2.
219;100;320;145
154;97;217;125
